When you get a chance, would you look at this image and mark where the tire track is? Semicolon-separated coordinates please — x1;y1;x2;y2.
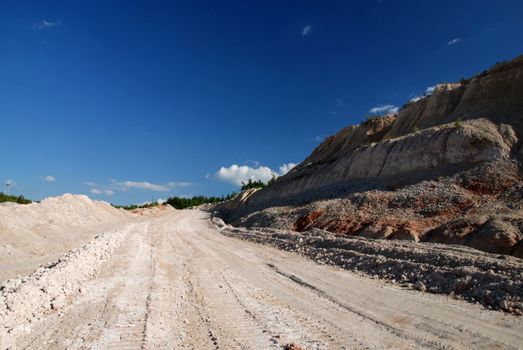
266;262;451;349
8;209;523;349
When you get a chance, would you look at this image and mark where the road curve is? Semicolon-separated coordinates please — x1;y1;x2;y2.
14;209;523;349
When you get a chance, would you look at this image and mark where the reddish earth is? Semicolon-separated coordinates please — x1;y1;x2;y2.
234;160;523;257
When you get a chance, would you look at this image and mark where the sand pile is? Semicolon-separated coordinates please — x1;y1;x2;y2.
0;194;131;281
0;193;127;232
0;226;129;347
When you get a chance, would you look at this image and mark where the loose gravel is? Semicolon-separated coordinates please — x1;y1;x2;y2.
213;217;523;314
0;225;130;348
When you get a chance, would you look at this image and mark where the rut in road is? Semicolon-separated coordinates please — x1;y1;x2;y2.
7;209;523;350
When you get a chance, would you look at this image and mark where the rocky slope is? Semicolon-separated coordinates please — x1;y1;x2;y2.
214;55;523;257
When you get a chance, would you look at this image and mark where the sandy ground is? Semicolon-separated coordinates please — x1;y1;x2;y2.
2;209;522;349
0;194;131;281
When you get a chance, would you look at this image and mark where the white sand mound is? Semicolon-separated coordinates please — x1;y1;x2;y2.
0;226;129;347
0;193;127;232
0;194;131;281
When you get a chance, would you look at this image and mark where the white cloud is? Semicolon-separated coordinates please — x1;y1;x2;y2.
425;85;435;94
110;180;191;192
216;164;276;186
408;85;437;103
447;38;461;46
215;162;297;186
369;104;399;115
302;25;312;36
279;163;297;175
44;175;55;182
32;20;61;30
85;179;189;194
89;188;113;196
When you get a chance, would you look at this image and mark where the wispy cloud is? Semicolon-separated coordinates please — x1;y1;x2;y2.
42;175;55;182
425;85;435;94
409;96;423;103
88;188;114;196
32;20;61;30
302;25;312;36
244;160;260;167
214;162;296;186
84;179;186;195
279;163;297;175
109;180;191;192
447;38;461;46
369;104;399;115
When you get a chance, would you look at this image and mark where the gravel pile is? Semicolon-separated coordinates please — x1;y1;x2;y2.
0;225;129;347
213;218;523;314
228;160;523;257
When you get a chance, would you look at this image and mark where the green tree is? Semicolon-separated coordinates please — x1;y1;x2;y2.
240;178;266;191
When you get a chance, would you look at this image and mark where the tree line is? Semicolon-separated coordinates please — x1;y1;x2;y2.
0;193;31;204
165;192;238;209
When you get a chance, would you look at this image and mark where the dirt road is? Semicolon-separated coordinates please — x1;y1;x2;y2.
6;210;523;349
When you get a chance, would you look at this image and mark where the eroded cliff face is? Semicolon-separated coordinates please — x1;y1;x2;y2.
249;119;516;208
215;55;523;257
246;55;523;210
386;57;523;141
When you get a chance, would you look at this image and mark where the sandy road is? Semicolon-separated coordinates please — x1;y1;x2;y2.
12;209;523;349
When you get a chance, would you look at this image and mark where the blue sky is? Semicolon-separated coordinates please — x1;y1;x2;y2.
1;0;522;204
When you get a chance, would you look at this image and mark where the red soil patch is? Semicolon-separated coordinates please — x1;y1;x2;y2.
293;209;326;231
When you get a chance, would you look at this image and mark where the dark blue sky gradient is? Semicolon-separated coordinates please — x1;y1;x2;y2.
1;0;522;203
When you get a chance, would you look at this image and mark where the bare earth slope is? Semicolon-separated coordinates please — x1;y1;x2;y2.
214;55;523;257
2;210;523;349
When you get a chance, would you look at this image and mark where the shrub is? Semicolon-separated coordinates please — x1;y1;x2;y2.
240;178;266;191
16;195;31;204
454;117;463;128
267;174;277;186
0;193;32;204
